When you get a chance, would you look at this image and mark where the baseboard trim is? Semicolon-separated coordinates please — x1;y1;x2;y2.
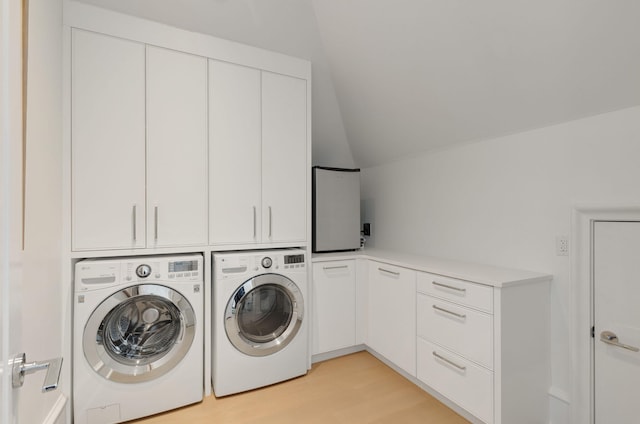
311;344;366;363
42;393;67;424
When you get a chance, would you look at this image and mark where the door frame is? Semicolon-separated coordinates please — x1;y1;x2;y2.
571;204;640;424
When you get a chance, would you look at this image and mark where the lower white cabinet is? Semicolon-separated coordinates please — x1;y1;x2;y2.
312;260;356;355
312;253;550;424
367;261;416;376
416;270;550;424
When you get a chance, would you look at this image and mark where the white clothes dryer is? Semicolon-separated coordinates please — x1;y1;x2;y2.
73;254;203;424
212;249;308;397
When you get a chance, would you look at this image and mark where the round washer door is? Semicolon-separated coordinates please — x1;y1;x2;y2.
83;284;196;383
225;273;304;357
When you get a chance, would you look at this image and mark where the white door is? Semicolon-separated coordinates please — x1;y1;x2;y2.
261;71;307;244
71;29;146;251
209;60;261;245
1;0;24;419
312;261;357;355
593;221;640;423
367;261;416;376
146;46;208;247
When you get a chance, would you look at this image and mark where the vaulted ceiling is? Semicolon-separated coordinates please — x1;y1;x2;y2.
72;0;640;168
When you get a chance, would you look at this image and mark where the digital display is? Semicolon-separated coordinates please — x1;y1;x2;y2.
169;260;197;272
284;254;305;265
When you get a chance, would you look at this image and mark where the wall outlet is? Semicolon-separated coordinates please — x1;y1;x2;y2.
556;236;569;256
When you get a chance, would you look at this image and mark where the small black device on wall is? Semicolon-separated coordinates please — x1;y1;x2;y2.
312;166;361;252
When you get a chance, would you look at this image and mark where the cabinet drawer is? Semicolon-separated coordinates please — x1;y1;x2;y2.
417;338;493;424
417;294;493;369
417;272;493;313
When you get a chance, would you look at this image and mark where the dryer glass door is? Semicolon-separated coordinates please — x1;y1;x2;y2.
83;284;196;383
225;274;304;356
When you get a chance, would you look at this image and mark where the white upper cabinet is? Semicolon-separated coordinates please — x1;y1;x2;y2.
146;46;208;248
261;71;307;244
209;63;308;246
71;29;208;251
69;17;310;252
209;60;262;245
72;29;146;251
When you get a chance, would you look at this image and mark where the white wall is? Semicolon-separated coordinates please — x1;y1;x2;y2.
361;105;640;422
20;0;65;422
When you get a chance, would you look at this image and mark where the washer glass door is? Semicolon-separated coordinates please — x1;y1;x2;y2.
84;284;196;383
225;274;304;356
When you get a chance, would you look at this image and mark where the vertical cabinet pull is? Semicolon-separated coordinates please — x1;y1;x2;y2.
132;205;137;242
154;206;159;243
253;206;257;239
268;206;272;238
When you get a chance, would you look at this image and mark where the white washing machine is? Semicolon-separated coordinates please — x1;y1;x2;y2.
73;254;204;424
212;249;308;397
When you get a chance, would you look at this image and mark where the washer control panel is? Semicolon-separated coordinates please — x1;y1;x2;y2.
75;254;203;291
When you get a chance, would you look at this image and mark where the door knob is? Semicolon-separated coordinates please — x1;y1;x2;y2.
11;353;63;392
600;331;640;352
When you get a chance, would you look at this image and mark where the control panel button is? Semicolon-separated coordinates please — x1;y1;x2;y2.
261;257;273;269
136;264;152;278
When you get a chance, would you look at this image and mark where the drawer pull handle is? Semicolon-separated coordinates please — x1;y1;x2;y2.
433;351;466;371
378;267;400;276
432;281;466;292
323;265;349;270
432;304;466;319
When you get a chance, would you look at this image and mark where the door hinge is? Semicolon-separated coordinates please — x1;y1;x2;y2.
591;326;595;338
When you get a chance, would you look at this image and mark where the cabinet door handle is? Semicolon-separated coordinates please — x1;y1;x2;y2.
433;351;466;371
323;265;349;270
432;280;466;292
132;205;137;242
154;206;159;243
378;267;400;277
268;206;272;238
253;206;257;239
433;304;466;319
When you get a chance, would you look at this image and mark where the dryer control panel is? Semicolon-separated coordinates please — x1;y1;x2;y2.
214;249;306;279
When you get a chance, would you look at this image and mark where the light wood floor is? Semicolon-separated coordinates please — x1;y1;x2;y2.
132;351;468;424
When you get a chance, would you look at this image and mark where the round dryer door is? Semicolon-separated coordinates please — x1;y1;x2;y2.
83;284;196;383
225;273;304;357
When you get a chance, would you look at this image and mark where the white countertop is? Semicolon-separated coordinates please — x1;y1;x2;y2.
312;248;552;288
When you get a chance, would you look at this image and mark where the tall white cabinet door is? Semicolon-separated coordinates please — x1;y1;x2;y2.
209;60;261;245
368;261;417;376
146;46;208;247
71;29;146;251
312;261;357;355
261;71;307;244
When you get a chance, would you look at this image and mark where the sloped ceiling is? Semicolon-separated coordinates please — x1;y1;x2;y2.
72;0;640;168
